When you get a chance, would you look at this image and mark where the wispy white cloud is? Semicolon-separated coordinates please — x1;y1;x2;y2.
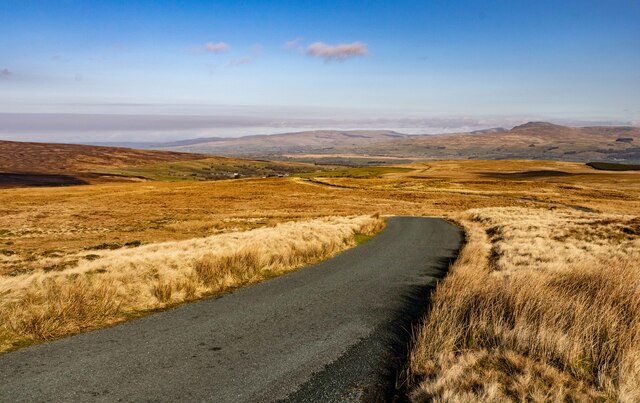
250;43;263;56
228;57;253;66
307;42;368;62
0;68;11;79
204;42;230;53
227;43;263;67
283;37;304;50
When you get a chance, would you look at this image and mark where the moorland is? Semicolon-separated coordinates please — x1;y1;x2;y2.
0;139;639;400
0;140;321;188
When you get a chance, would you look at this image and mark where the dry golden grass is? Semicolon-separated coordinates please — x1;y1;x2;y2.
0;215;383;351
2;160;638;278
406;208;640;401
1;159;639;399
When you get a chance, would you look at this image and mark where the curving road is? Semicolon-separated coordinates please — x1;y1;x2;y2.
0;217;462;402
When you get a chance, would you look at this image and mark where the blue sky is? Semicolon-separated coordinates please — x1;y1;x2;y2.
1;0;639;141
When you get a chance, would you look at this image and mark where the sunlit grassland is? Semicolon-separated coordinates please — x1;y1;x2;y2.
406;208;640;401
296;166;413;178
0;216;383;352
1;159;640;400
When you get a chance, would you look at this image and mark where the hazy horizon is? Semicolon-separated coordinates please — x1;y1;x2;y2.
1;111;638;144
1;0;639;143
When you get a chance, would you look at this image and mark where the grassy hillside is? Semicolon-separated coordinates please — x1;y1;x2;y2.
164;130;410;155
348;122;640;163
0;140;207;172
297;166;412;179
99;158;318;182
0;140;323;187
160;122;640;164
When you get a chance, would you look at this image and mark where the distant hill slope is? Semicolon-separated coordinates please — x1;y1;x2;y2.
361;122;640;162
0;140;207;173
164;130;409;155
0;140;316;188
158;123;640;163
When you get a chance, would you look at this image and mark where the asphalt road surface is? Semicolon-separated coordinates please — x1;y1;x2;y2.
0;217;462;402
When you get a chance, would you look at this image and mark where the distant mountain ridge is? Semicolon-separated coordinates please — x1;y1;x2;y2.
511;121;567;131
146;130;411;155
138;122;639;163
89;122;640;163
348;122;640;163
92;130;407;150
470;127;508;134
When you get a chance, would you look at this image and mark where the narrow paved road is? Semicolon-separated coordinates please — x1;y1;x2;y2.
0;217;462;402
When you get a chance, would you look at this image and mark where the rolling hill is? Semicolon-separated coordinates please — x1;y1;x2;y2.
0;140;208;173
342;122;640;163
4;122;638;187
149;130;410;155
0;140;318;188
154;123;640;164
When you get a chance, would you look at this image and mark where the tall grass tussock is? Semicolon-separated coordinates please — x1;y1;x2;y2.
0;215;384;352
407;207;640;401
